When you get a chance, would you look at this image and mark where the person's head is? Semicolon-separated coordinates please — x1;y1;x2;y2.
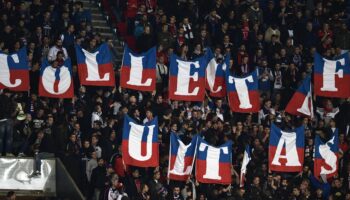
56;38;63;47
69;133;77;142
253;176;260;186
162;23;168;32
173;186;181;196
144;25;151;34
153;169;161;180
131;168;139;178
292;187;300;196
91;135;99;145
146;109;153;118
56;51;64;61
141;183;149;193
6;191;15;200
68;24;75;33
83;140;90;148
97;158;105;166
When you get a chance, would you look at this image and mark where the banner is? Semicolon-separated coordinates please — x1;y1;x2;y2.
269;123;304;172
120;46;156;91
285;75;314;118
226;70;260;113
0;47;29;91
205;49;227;97
196;137;232;184
122;115;158;167
240;145;251;187
314;128;339;180
39;59;74;98
314;52;350;98
168;133;198;181
75;43;115;86
169;54;206;101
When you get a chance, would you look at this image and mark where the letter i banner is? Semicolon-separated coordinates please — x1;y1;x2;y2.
268;123;305;172
39;58;74;98
120;45;156;91
226;69;260;113
122;115;158;167
0;47;29;91
168;54;206;101
314;128;339;180
195;137;232;184
75;43;115;86
168;133;198;181
314;52;350;98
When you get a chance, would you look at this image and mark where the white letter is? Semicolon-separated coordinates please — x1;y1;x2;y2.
229;75;253;109
128;122;155;161
206;58;223;93
127;53;152;86
169;140;194;175
0;54;21;87
199;142;229;180
272;131;301;166
82;49;110;81
319;136;337;175
42;66;71;94
174;60;199;96
321;58;344;91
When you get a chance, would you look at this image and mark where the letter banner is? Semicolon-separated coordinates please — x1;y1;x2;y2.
168;133;198;181
314;52;350;98
314;128;339;180
122;115;158;167
205;49;227;97
269;123;304;172
196;137;232;185
0;47;29;91
75;43;115;86
226;70;260;113
240;145;251;187
120;46;156;91
169;54;206;101
285;75;314;118
39;59;74;98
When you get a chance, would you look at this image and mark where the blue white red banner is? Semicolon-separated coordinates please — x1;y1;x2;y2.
205;49;227;97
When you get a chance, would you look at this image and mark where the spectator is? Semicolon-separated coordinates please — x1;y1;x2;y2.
47;38;69;62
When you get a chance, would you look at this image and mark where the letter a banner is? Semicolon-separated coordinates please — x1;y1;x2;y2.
169;54;206;101
226;70;260;113
314;129;339;180
314;52;350;98
39;59;74;98
0;47;29;91
196;137;232;184
120;46;156;91
122;115;158;167
75;43;115;86
168;133;198;181
269;123;304;172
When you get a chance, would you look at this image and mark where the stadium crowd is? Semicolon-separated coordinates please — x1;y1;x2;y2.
1;0;350;199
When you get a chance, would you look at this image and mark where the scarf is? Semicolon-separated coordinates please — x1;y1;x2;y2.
183;24;194;39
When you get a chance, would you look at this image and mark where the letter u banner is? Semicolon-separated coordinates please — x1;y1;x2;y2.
196;137;232;184
122;115;158;167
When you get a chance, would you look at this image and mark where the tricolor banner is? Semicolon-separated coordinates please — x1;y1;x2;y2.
314;129;339;180
122;115;158;167
285;75;314;118
39;59;74;98
226;70;260;113
75;43;115;86
169;54;206;101
240;145;251;187
0;47;29;91
269;123;304;172
205;49;227;97
196;137;232;184
120;46;156;91
314;52;350;98
168;133;198;181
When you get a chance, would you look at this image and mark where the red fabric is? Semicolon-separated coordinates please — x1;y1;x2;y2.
114;157;127;178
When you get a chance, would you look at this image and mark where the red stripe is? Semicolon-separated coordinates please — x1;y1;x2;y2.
195;159;232;185
228;91;260;113
122;140;159;167
0;70;29;91
268;146;304;172
38;77;74;98
169;76;206;101
120;66;156;91
78;63;115;86
314;74;350;97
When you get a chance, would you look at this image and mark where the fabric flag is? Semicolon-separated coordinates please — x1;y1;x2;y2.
205;49;227;97
75;43;115;86
240;145;251;187
285;75;314;118
269;123;304;172
226;70;260;113
314;52;350;98
122;115;158;167
314;128;339;180
168;133;198;181
196;137;232;184
39;58;74;98
120;46;156;91
169;54;206;101
0;47;29;91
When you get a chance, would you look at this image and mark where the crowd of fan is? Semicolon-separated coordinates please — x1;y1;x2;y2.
1;0;350;199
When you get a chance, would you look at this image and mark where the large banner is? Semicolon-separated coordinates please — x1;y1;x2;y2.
0;47;29;91
75;43;115;86
205;49;227;97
